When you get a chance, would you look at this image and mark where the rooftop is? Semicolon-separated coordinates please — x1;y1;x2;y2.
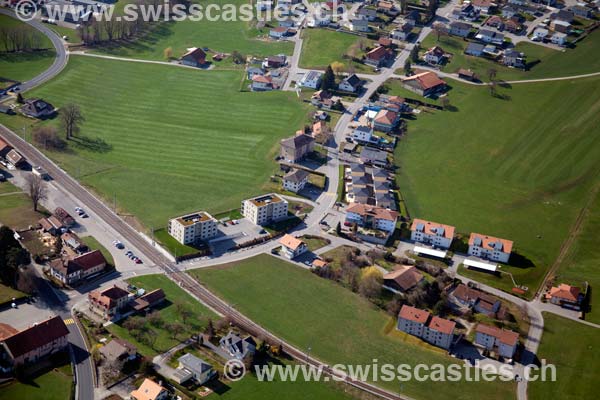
469;233;514;254
172;211;215;226
410;218;455;239
246;193;285;208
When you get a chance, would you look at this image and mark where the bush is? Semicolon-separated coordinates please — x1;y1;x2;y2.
32;126;66;150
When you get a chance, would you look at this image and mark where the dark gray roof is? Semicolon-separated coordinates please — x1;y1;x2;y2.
343;74;362;88
450;21;472;30
281;134;314;149
350;163;366;173
219;331;257;358
360;147;388;162
178;353;212;374
466;43;486;53
284;169;309;183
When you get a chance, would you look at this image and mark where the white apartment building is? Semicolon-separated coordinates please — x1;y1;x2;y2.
468;233;513;263
475;324;519;359
410;218;455;249
352;125;373;143
422;316;456;350
241;193;288;226
397;305;456;350
168;211;218;245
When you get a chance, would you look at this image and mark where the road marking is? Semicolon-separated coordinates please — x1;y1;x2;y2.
64;318;75;325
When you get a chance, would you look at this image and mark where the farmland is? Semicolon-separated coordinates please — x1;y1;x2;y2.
392;77;600;296
0;15;56;83
2;56;309;229
191;254;515;400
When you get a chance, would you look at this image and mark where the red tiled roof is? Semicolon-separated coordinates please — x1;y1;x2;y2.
399;305;430;324
374;110;398;125
1;316;69;358
549;284;580;302
252;75;272;84
383;265;423;291
469;233;513;254
181;47;206;63
346;203;399;222
366;46;392;61
428;316;456;335
72;250;107;271
402;71;446;90
279;234;305;251
410;218;455;239
476;323;519;346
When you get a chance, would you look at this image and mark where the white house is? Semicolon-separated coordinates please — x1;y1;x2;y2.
476;29;504;45
279;234;308;259
423;46;448;65
532;27;549;41
299;70;323;89
397;305;456;350
352;125;373;143
349;17;369;32
391;21;414;41
338;74;362;92
397;305;429;337
282;169;309;193
475;324;519;359
551;32;567;46
422;316;456;350
468;233;513;263
410;218;455;249
176;353;215;385
345;203;398;234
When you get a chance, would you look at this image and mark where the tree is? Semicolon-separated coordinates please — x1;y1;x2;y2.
167;322;185;340
205;318;215;339
59;103;85;140
163;46;173;60
147;311;163;327
432;22;447;42
487;68;497;81
25;174;47;212
489;80;497;97
440;96;450;110
16;93;24;104
404;60;412;76
336;221;342;235
321;65;336;92
32;126;65;150
330;61;345;78
410;44;420;63
123;316;144;332
358;267;383;298
231;50;245;64
0;227;30;287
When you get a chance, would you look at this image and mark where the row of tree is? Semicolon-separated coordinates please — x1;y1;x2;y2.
0;227;30;289
0;26;47;53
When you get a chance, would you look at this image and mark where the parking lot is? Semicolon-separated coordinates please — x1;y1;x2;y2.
209;218;269;255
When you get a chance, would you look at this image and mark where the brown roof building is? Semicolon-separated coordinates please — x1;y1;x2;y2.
402;71;447;97
50;249;108;286
88;285;130;320
280;134;315;162
131;288;166;312
180;48;207;67
383;265;423;292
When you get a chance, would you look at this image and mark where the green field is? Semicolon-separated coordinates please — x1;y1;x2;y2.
299;29;374;73
551;188;600;323
92;0;293;60
107;274;216;357
191;254;515;400
80;235;115;266
392;77;600;296
0;283;27;306
528;313;599;400
0;362;72;400
0;181;45;230
419;30;600;82
2;56;309;229
0;15;56;83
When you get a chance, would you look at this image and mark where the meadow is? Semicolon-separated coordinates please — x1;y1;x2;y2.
0;15;56;82
2;56;309;229
191;254;516;400
391;77;600;295
419;30;600;82
528;313;599;400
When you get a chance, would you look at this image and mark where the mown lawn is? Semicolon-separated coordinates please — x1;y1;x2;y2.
191;254;516;400
0;362;72;400
528;313;599;400
551;187;600;324
393;77;600;295
299;29;375;74
0;189;46;230
418;30;600;82
1;55;309;229
0;15;56;82
0;283;27;306
92;0;293;60
107;274;216;357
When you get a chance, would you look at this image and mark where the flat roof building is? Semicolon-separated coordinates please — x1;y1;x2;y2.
168;211;218;245
241;193;288;226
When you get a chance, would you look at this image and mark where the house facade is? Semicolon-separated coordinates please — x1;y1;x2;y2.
299;70;323;89
546;284;583;310
373;110;399;132
280;133;315;162
50;249;108;285
468;233;513;263
131;378;169;400
88;285;130;320
449;21;472;37
180;47;207;67
168;211;218;245
345;203;398;234
279;234;308;259
410;218;455;249
475;324;519;359
241;193;288;225
219;331;257;361
177;353;215;385
397;305;456;350
282;168;309;193
338;74;362;92
352;125;373;143
401;72;447;97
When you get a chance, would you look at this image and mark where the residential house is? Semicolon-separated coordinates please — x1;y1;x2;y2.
99;338;137;364
219;331;257;361
377;0;396;14
449;284;501;316
359;147;389;167
391;21;414;41
373;109;399;132
475;324;519;359
282;168;309;193
130;378;169;400
241;193;288;225
449;21;472;37
131;288;166;312
546;284;583;310
280;133;315;162
406;10;421;24
60;232;87;254
88;285;130;320
168;211;218;245
551;19;571;33
6;149;25;168
364;46;394;67
39;216;64;236
352;125;374;143
458;3;480;20
503;50;525;68
468;233;513;263
458;68;476;81
176;353;215;385
265;55;286;68
270;26;290;39
423;46;449;65
54;207;75;227
410;218;455;249
358;7;377;21
504;19;522;33
465;42;485;56
569;5;593;19
532;27;549;41
383;265;424;292
50;249;108;285
246;66;265;80
0;138;12;158
551;32;567;46
312;120;330;139
311;90;335;109
476;29;505;45
279;234;308;259
397;305;456;350
401;71;446;97
251;75;275;91
279;18;295;28
345;203;398;235
502;5;518;18
299;70;323;89
486;15;504;29
180;47;207;67
553;9;574;23
378;37;393;48
472;0;494;14
349;17;370;32
0;316;69;369
338;74;363;92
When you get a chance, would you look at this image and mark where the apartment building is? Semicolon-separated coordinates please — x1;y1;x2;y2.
410;218;455;249
168;211;219;245
241;193;288;226
475;324;519;359
397;305;456;350
468;233;513;263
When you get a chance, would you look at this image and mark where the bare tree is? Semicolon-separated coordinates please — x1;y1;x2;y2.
59;104;85;140
25;174;47;212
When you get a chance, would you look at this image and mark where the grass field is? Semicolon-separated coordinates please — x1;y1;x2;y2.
392;77;600;296
107;274;216;357
0;283;27;306
92;0;293;60
0;182;46;230
419;30;600;82
550;188;600;323
80;235;115;266
0;362;72;400
300;235;330;251
299;29;375;74
0;15;56;83
528;313;599;400
2;56;309;229
191;254;515;400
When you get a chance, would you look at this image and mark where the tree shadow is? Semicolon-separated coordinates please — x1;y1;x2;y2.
507;252;536;270
71;136;112;153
